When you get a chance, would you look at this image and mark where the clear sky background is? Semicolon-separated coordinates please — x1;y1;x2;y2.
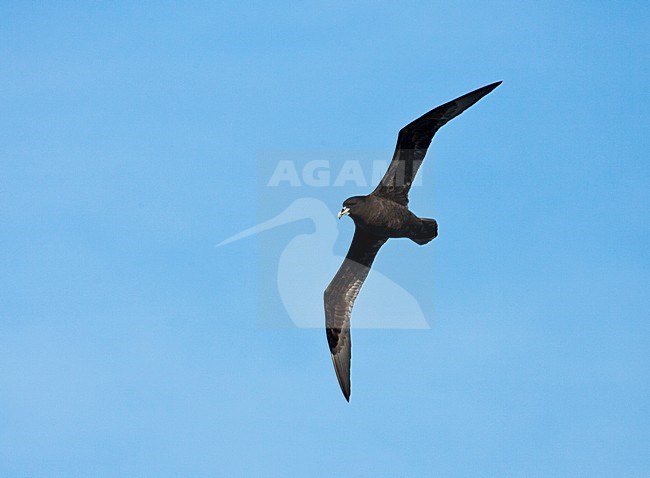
1;1;648;476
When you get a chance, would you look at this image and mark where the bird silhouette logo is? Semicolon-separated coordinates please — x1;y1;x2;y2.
218;197;430;330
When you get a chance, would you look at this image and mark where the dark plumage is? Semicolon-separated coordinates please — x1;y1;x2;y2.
324;81;502;401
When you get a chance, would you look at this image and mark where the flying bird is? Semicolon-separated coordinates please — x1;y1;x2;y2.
325;81;502;401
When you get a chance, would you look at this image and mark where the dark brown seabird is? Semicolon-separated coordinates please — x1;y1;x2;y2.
324;81;502;401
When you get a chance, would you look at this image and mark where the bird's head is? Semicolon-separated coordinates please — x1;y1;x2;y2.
337;196;365;220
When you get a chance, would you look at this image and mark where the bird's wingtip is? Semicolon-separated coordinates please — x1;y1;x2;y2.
331;352;351;402
341;383;350;402
467;80;502;101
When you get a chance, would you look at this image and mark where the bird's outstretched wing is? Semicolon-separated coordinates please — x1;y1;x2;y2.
324;227;387;401
372;81;502;206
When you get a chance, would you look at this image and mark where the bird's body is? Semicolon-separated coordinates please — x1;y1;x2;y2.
340;195;438;243
325;81;501;401
348;195;414;236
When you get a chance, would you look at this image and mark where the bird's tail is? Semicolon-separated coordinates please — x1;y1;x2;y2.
410;218;438;245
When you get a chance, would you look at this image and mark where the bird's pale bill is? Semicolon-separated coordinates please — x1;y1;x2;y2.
337;207;350;219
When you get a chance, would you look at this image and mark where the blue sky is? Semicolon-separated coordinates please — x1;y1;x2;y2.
1;1;648;476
